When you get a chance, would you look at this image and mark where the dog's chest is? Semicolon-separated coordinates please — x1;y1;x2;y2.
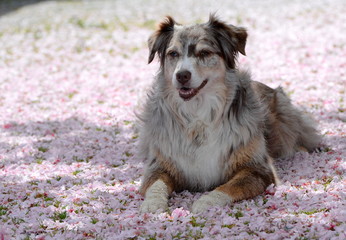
171;124;228;191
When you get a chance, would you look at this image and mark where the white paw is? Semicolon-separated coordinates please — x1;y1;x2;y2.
140;197;168;213
191;190;232;214
140;180;169;213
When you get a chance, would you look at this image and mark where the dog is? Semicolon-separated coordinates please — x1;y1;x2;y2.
137;15;321;214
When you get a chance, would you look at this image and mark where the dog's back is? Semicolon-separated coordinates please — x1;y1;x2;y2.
252;81;321;158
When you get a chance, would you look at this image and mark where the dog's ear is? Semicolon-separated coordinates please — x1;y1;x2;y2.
207;14;247;69
148;16;175;65
227;24;247;56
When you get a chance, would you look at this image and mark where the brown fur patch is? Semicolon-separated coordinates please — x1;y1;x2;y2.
139;171;175;196
228;135;264;171
216;166;274;201
217;135;275;201
297;146;308;152
140;150;186;196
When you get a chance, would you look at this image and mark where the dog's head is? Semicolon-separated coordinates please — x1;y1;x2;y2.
148;15;247;101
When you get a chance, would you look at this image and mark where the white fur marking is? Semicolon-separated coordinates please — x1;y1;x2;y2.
175;130;225;190
164;88;230;191
192;190;232;213
269;160;281;186
140;180;169;213
173;54;204;89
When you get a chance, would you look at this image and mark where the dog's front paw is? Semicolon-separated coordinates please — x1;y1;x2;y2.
140;180;169;213
191;190;232;214
140;197;168;213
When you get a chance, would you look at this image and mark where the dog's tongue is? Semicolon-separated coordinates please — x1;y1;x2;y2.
179;87;198;101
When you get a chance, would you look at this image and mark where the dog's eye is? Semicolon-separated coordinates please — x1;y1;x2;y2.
168;51;179;58
198;50;212;58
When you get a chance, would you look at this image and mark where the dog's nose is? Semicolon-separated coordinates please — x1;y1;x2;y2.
176;70;191;85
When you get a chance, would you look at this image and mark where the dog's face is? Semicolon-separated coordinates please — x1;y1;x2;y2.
148;15;247;101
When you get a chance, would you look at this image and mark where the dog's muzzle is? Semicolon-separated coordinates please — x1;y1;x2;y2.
179;79;208;101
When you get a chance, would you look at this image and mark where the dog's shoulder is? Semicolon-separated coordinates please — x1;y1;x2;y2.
227;70;265;118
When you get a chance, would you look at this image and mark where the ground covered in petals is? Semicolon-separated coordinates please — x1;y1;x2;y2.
0;0;345;239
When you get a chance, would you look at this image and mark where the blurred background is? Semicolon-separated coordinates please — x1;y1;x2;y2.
1;0;345;89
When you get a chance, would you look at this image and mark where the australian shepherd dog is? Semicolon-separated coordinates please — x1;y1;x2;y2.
137;15;321;213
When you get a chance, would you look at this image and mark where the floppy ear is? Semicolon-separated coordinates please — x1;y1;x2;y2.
207;14;247;69
148;16;176;65
228;24;247;56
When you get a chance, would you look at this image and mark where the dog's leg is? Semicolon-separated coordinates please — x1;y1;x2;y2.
191;189;232;214
140;179;170;213
140;151;180;213
192;166;276;213
192;136;278;213
139;169;175;213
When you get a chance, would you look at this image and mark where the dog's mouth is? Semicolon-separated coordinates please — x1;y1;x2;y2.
178;80;208;101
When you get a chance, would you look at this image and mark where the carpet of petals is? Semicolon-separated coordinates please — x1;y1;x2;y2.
0;0;345;239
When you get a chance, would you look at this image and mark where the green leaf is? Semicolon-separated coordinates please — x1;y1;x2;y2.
234;210;243;219
38;147;48;152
